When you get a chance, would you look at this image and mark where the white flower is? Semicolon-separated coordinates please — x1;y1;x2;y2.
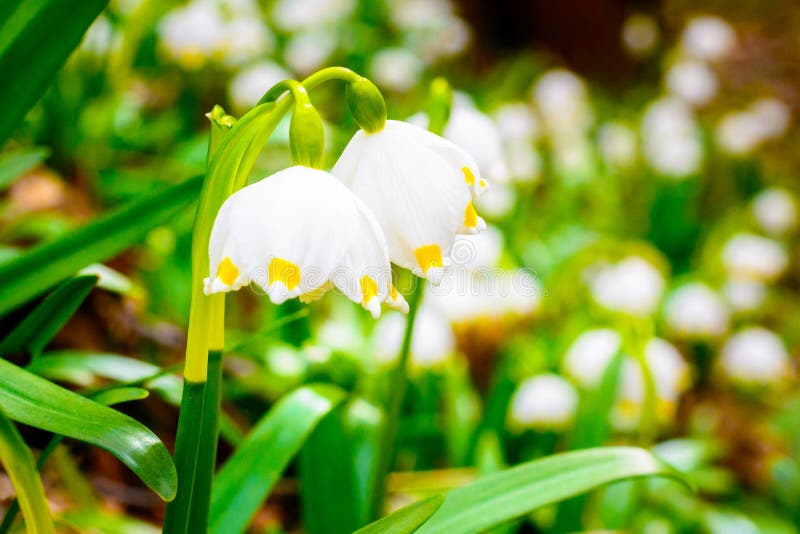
221;18;274;67
158;1;228;70
598;121;638;167
228;61;291;114
204;166;408;317
372;306;454;368
388;0;454;31
493;103;540;143
721;233;788;282
449;225;504;270
333;120;488;283
752;188;797;235
751;98;791;139
613;339;689;430
284;30;338;76
681;16;736;61
664;283;730;339
719;327;792;386
532;69;594;136
368;48;424;93
562;329;623;387
621;13;659;57
665;58;718;107
271;0;355;32
723;278;767;312
586;257;665;317
715;111;766;156
508;374;578;431
641;97;703;177
417;16;471;63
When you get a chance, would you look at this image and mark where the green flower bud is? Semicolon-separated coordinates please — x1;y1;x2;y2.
205;104;236;162
346;77;387;133
290;100;325;168
426;77;452;136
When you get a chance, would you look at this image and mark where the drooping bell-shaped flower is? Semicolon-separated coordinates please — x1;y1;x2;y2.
204;165;407;317
332;79;488;283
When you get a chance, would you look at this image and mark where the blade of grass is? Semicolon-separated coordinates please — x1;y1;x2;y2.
354;495;444;534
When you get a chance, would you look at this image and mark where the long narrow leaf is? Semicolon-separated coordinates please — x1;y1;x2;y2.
414;447;684;534
0;175;202;318
0;409;54;534
0;357;177;501
0;275;97;358
0;0;108;145
354;495;444;534
0;148;49;192
209;384;346;534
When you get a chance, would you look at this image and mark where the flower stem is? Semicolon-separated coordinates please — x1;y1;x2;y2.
368;278;425;520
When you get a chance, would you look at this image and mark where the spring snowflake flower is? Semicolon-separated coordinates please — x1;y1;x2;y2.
333;120;488;283
508;374;579;431
586;257;665;317
372;306;455;368
443;102;509;183
598;122;638;168
562;328;623;387
228;61;291;113
158;1;228;70
723;278;767;312
271;0;356;32
752;188;797;235
369;48;424;93
721;233;788;282
664;283;730;339
719;327;792;387
204;166;407;317
284;30;338;76
613;339;689;430
532;69;594;136
665;58;718;107
681;16;736;61
621;13;659;58
641;97;703;177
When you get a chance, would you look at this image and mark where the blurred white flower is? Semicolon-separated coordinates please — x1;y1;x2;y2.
723;278;767;312
334;120;487;283
664;283;730;339
681;16;736;61
613;339;689;430
563;328;622;387
228;61;290;113
508;374;578;431
751;98;791;139
665;58;718;107
373;306;455;368
158;1;228;70
621;13;659;58
586;257;665;317
369;48;424;93
418;17;471;63
752;188;797;235
80;15;114;56
721;233;788;282
532;69;594;136
719;327;792;386
641;97;703;177
317;316;365;355
388;0;455;30
443;105;509;183
204;166;407;317
428;268;542;323
494;103;541;142
272;0;355;32
598;121;638;168
715;111;765;156
222;18;274;67
284;30;338;76
474;180;516;219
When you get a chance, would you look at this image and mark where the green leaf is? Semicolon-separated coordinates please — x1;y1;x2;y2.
414;447;685;534
90;386;150;405
0;275;97;358
0;409;54;534
0;175;202;318
209;384;347;534
0;0;108;145
27;351;182;405
0;357;177;501
0;148;49;192
354;495;444;534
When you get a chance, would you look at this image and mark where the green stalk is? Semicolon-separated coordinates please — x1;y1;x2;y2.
368;279;425;519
